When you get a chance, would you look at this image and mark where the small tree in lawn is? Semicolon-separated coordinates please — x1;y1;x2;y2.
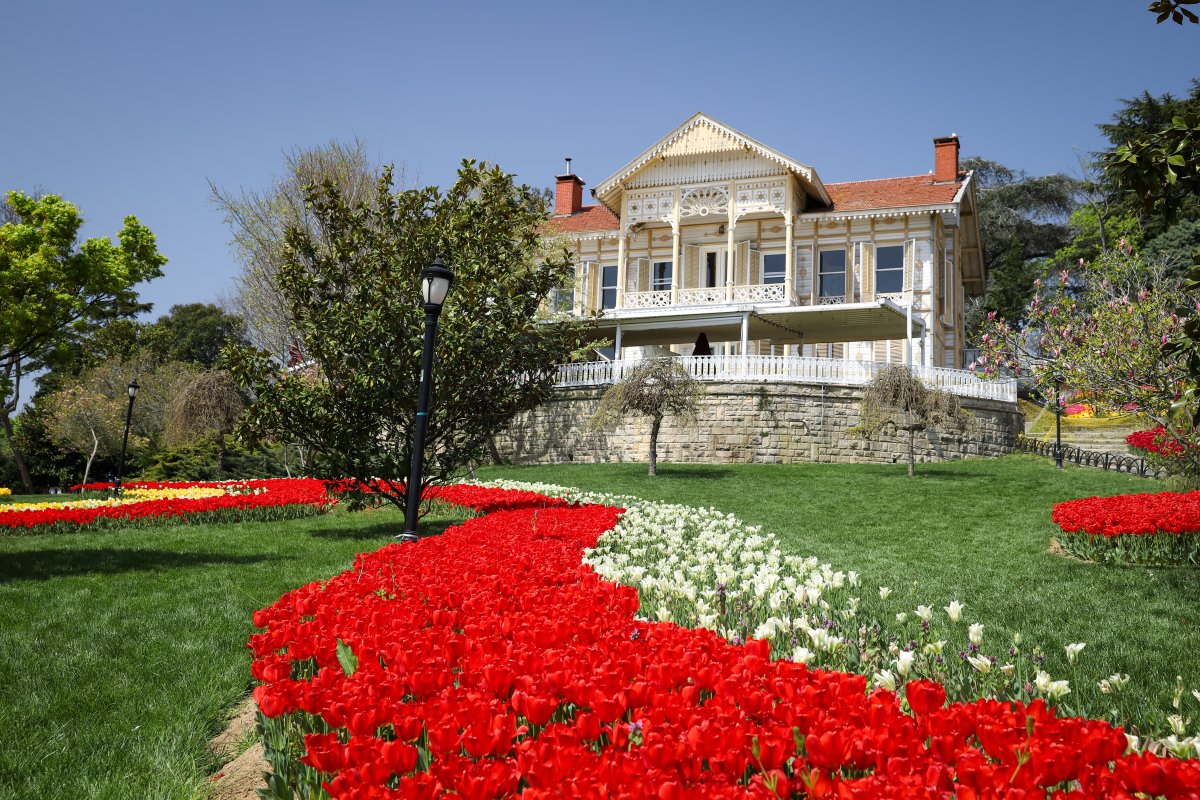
590;359;704;476
851;364;978;477
165;370;246;474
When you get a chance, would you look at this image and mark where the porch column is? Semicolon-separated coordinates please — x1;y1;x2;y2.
670;219;681;305
616;233;628;308
906;300;914;366
726;199;736;302
614;324;622;361
784;214;795;302
740;312;749;355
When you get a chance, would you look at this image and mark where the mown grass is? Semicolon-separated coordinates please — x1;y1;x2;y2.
0;503;464;800
480;455;1200;731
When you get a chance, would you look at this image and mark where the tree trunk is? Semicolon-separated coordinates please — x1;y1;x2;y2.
82;427;99;488
0;410;34;493
908;427;916;477
486;435;503;466
648;416;662;476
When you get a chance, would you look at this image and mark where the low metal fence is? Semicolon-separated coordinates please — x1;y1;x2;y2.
1015;434;1166;479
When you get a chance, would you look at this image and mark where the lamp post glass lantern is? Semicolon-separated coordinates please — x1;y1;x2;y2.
401;257;455;542
115;379;140;494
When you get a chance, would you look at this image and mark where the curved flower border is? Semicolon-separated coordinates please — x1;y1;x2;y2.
250;485;1200;798
0;478;335;534
1053;490;1200;565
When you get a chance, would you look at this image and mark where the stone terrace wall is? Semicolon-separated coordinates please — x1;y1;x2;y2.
496;382;1023;466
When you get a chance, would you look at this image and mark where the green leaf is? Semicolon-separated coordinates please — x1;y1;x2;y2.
336;638;358;677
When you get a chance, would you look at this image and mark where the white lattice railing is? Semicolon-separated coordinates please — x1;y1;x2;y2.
677;286;727;305
731;283;786;303
555;356;1017;403
623;290;673;309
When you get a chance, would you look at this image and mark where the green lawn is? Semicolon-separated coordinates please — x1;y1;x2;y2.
1;456;1196;798
0;504;464;800
480;455;1200;730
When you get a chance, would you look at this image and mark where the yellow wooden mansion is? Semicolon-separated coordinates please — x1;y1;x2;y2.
544;113;985;373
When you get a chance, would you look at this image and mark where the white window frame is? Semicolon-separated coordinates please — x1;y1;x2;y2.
600;264;619;310
818;248;847;298
761;251;786;285
651;260;673;292
875;244;905;295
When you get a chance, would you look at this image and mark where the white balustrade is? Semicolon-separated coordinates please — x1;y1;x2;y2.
731;283;786;303
622;290;673;309
676;287;728;305
555;356;1017;403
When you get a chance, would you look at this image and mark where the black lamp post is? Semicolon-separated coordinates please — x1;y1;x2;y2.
115;379;140;494
1054;377;1064;471
401;257;455;542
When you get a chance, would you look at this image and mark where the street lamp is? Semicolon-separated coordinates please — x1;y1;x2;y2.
115;379;140;494
1054;377;1064;471
401;257;455;542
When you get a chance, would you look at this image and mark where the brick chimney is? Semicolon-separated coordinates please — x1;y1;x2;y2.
555;157;585;216
933;135;960;183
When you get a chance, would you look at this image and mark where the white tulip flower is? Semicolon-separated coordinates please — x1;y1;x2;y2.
915;605;933;622
873;669;897;692
879;586;892;600
967;655;992;674
1169;714;1187;737
1065;642;1086;664
896;612;909;624
792;646;814;664
944;600;964;623
968;623;984;645
895;649;915;677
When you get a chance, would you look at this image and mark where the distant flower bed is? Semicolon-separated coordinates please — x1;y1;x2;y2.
251;485;1200;798
1063;402;1094;417
1053;490;1200;565
0;478;335;534
0;487;11;497
1126;426;1187;457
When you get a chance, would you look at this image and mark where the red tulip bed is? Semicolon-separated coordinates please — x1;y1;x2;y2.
250;485;1200;799
1126;428;1186;458
1052;490;1200;566
0;478;335;535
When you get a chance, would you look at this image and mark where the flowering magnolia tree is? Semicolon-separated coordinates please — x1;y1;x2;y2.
976;247;1200;476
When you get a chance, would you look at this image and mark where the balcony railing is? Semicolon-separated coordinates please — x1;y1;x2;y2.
555;356;1017;403
621;282;790;310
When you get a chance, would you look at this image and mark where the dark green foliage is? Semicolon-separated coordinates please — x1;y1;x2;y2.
138;437;287;481
147;304;249;368
961;157;1080;283
1146;216;1200;275
226;160;595;510
979;239;1042;325
1148;0;1199;23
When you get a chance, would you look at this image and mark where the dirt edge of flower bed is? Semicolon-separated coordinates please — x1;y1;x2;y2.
208;696;267;800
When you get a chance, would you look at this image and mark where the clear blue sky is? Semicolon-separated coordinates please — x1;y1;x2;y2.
2;0;1197;317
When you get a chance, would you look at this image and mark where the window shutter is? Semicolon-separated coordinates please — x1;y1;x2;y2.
748;246;760;284
736;241;750;286
844;246;854;304
684;244;700;290
805;243;816;305
579;260;595;312
860;243;874;302
903;239;915;293
627;258;644;292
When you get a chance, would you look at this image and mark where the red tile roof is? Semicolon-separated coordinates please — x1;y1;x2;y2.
540;204;619;234
821;174;964;212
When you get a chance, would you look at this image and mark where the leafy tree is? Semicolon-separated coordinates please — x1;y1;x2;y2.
850;365;977;478
589;359;704;476
961;157;1079;335
226;160;595;514
0;192;165;491
211;139;393;361
165;370;246;472
1051;205;1144;271
979;248;1200;476
42;355;197;485
146;303;248;368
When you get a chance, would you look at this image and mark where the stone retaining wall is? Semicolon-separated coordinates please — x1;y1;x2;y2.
497;382;1023;466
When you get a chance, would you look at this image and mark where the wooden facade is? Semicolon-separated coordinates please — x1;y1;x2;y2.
543;114;985;369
